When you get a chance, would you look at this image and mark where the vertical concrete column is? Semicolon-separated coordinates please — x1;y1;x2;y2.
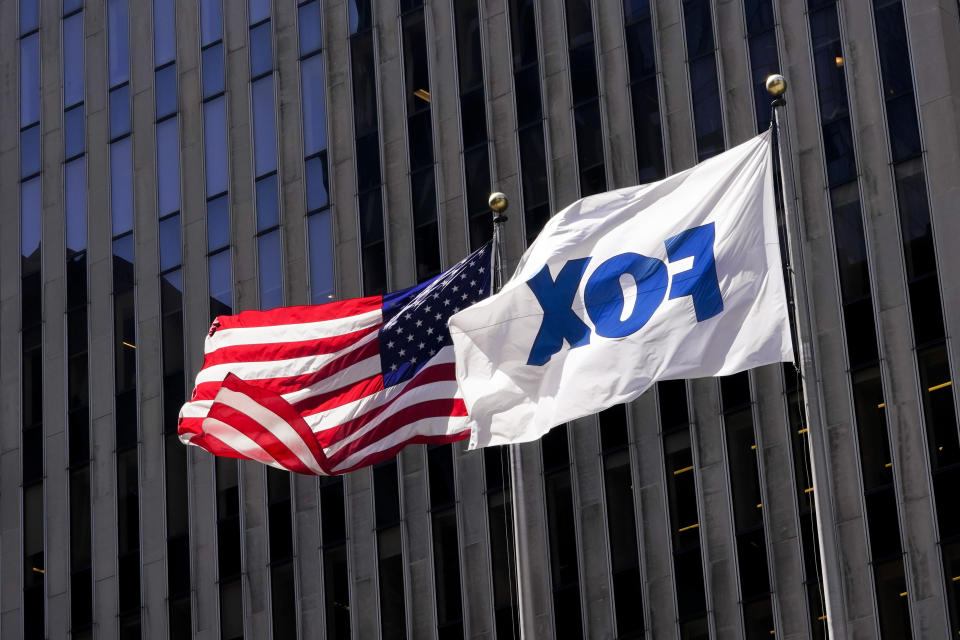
399;447;437;639
39;0;68;635
345;468;379;637
651;0;696;171
568;414;614;637
713;0;754;141
454;443;495;638
689;379;742;638
274;0;309;305
514;440;555;636
324;0;363;301
593;0;638;187
628;392;677;639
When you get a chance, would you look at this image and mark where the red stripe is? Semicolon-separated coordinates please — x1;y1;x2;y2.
312;362;458;447
220;373;331;473
206;401;316;475
190;339;381;402
333;430;470;474
212;296;382;331
293;374;384;415
186;431;250;461
326;399;467;467
202;325;379;368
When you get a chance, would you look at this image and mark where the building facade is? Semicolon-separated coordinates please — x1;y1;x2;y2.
3;0;960;638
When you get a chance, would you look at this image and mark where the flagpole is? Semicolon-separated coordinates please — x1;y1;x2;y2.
766;75;845;639
488;192;534;639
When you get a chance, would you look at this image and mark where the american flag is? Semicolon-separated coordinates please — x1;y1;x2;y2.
178;242;493;475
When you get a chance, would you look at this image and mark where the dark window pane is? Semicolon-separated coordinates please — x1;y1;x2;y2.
689;56;724;161
432;509;464;628
460;88;488;150
402;11;430;113
866;487;901;560
63;12;85;107
249;0;270;24
207;195;230;252
308;210;335;304
545;470;579;588
301;53;328;155
874;559;912;638
200;0;223;46
21;34;40;127
509;0;538;68
542;424;570;471
623;0;651;21
209;250;233;316
202;43;225;98
66;159;88;254
574;101;604;174
108;0;130;86
674;547;707;618
453;0;483;90
21;0;38;34
743;597;774;640
564;0;593;47
220;579;243;639
894;159;935;279
909;276;945;346
569;42;598;105
268;501;293;561
298;1;322;57
886;93;921;162
363;240;387;295
683;0;715;59
271;562;297;638
513;65;543;126
320;479;347;543
153;0;176;66
217;518;241;578
374;461;401;527
157;117;181;217
851;367;892;491
414;218;440;280
874;1;912;98
65;105;85;160
355;132;382;191
658;380;689;427
156;64;178;119
351;32;378;135
428;445;456;508
256;173;279;231
918;345;959;469
830;184;869;301
21;123;41;178
736;529;770;597
519;123;549;204
599;405;628;451
934;467;960;540
71;567;93;629
407;110;434;170
323;545;351;638
258;230;283;309
411;168;437;226
252;77;277;176
348;0;372;34
358;189;384;244
159;215;182;271
203;97;228;197
726;410;763;531
167;535;190;596
747;27;779;132
111;137;133;236
744;0;774;33
625;19;656;81
110;84;131;139
720;373;751;411
942;542;960;638
306;152;330;212
377;527;407;640
843;297;879;367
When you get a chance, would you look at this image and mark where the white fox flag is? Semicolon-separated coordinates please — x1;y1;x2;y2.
448;131;793;448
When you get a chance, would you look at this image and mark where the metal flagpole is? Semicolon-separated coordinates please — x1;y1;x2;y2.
766;75;845;638
488;192;533;639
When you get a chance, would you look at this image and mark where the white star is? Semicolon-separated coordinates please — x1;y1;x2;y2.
387;341;395;349
470;280;476;286
426;327;434;335
419;342;426;350
452;285;459;292
396;326;404;335
461;293;468;300
433;292;440;299
461;273;467;279
424;305;431;312
399;349;406;356
429;349;436;356
443;299;451;306
411;356;418;363
454;307;460;313
437;334;445;342
479;267;485;273
407;334;414;342
435;313;442;320
405;313;412;320
416;319;423;327
390;363;398;371
469;260;475;266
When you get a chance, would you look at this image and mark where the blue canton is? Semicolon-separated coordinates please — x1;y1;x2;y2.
379;243;492;387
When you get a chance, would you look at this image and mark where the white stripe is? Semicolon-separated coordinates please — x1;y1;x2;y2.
303;349;456;432
212;387;326;475
278;354;382;405
320;378;462;457
196;331;378;385
331;415;471;472
180;399;214;419
206;308;381;351
199;417;287;470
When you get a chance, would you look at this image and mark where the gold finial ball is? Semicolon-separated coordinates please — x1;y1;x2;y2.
765;74;787;97
488;192;509;213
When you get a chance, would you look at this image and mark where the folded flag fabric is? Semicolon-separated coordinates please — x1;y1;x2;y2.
448;131;793;448
179;242;493;474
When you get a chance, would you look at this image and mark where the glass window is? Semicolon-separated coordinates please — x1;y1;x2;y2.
250;21;273;77
569;43;598;105
348;0;372;34
200;0;223;46
359;189;384;244
918;345;959;469
258;230;283;309
308;211;334;303
207;194;229;251
301;53;328;155
255;174;279;232
631;77;665;181
410;168;436;226
248;0;270;24
65;104;85;160
513;65;543;126
202;42;225;98
159;215;181;272
21;0;38;34
744;0;774;32
298;0;322;57
21;123;40;178
203;97;228;197
374;461;401;527
355;132;382;191
156;64;178;119
65;158;87;254
21;176;42;266
110;85;131;139
407;109;435;170
564;0;593;47
208;250;233;316
822;118;857;185
509;0;538;69
252;77;277;176
843;297;879;368
683;0;715;59
829;183;869;301
20;33;40;128
402;11;430;113
350;32;378;136
377;526;407;640
111;137;133;236
459;88;488;150
108;0;130;86
894;158;935;279
305;153;329;212
453;0;483;90
518;124;548;207
574;101;604;173
157;117;181;217
432;509;464;633
625;20;656;82
63;12;85;108
154;0;176;66
885;93;921;162
319;479;347;544
690;56;724;161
